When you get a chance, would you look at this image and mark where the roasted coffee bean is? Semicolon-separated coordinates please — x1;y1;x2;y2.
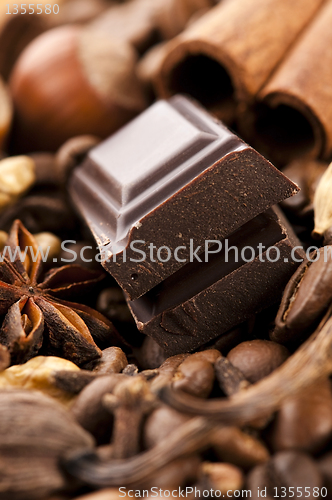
29;153;58;185
0;193;76;234
273;247;332;344
149;354;189;393
215;356;250;396
133;335;168;370
55;135;100;185
173;350;220;398
271;379;332;453
227;340;290;383
83;347;128;374
97;287;135;325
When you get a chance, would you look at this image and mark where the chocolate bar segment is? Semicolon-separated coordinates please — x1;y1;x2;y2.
69;96;298;300
128;207;305;354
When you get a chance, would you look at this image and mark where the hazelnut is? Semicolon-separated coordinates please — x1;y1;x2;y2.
10;25;148;151
0;230;8;252
0;355;80;405
0;155;36;211
0;77;12;149
33;232;62;263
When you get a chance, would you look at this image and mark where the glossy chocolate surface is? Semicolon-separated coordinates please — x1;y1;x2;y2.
70;96;298;300
128;207;305;354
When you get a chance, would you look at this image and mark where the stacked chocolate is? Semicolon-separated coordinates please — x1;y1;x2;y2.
0;1;331;499
70;95;303;353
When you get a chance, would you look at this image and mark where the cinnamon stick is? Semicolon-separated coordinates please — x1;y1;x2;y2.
241;0;332;165
155;0;325;123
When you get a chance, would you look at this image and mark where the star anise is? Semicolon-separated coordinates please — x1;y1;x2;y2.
0;219;122;366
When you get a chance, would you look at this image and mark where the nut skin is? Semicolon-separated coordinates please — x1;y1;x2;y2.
0;77;12;149
0;156;35;211
227;339;290;383
10;25;147;151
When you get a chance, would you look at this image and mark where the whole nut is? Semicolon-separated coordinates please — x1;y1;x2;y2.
227;339;290;383
33;232;62;263
0;229;8;251
0;356;80;405
0;155;35;211
0;77;12;149
10;25;147;151
0;344;10;371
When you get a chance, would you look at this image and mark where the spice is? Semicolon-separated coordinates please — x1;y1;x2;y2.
155;0;325;122
103;375;156;458
313;161;332;239
158;311;332;425
244;1;332;164
0;389;94;500
0;356;80;405
0;219;122;366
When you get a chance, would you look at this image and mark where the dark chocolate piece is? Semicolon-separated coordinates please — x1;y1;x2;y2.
69;95;298;300
128;206;305;354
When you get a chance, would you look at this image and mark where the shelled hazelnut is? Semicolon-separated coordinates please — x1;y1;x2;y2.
10;25;148;151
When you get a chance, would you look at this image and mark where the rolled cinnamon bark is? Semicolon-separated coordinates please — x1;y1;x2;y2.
241;0;332;165
155;0;325;123
155;0;217;40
